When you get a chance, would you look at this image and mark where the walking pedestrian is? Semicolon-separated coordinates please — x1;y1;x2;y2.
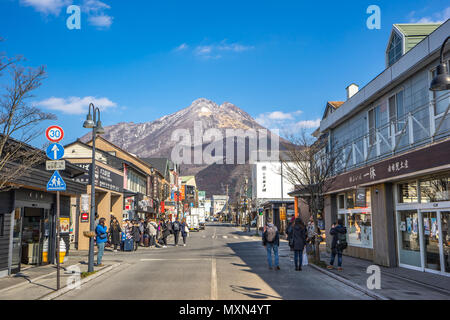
286;217;295;261
161;219;169;248
132;220;141;251
306;216;317;256
109;217;122;252
262;218;280;270
172;217;181;246
95;218;107;266
327;219;347;271
180;218;188;246
289;218;307;271
139;219;145;246
146;219;158;247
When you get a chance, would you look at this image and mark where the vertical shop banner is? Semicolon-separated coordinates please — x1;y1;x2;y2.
60;217;70;233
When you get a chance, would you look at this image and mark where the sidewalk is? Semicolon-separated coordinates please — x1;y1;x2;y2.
317;250;450;300
0;250;117;300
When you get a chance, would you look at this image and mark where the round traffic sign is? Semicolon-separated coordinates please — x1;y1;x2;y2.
46;125;64;143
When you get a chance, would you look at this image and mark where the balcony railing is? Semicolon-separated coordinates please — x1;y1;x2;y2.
332;92;450;175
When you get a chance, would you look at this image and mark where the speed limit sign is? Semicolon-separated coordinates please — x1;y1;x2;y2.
46;125;64;143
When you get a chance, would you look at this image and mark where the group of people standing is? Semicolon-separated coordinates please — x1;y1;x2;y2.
262;216;347;271
94;215;190;266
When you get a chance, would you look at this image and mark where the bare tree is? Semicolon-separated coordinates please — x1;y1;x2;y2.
0;41;56;190
280;130;339;263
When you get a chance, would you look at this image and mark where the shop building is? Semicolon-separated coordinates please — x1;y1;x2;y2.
85;137;159;220
0;139;86;277
63;140;124;250
312;21;450;276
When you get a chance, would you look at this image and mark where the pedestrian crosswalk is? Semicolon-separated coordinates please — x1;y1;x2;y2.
205;234;258;241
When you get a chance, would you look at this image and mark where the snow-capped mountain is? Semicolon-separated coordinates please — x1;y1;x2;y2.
81;98;281;198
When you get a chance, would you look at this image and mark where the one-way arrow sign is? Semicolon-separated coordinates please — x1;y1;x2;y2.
46;143;65;160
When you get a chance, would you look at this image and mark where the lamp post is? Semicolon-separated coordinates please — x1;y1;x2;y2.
429;36;450;91
83;103;105;273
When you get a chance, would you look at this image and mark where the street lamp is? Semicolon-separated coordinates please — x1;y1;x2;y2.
430;36;450;91
83;103;104;273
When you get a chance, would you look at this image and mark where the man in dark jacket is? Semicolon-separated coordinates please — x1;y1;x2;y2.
172;218;181;246
327;219;347;271
262;219;280;270
289;218;307;271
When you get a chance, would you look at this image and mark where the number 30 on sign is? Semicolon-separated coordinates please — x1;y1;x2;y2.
46;125;64;143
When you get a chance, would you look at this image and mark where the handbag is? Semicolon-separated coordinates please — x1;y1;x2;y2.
185;226;189;233
302;251;308;266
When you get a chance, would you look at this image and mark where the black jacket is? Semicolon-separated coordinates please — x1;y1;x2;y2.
262;224;280;246
132;226;141;242
330;224;347;251
109;224;122;245
289;224;307;251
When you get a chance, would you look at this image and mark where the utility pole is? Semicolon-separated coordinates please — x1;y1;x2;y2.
225;184;229;222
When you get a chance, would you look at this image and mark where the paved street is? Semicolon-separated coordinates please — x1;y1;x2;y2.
57;222;372;300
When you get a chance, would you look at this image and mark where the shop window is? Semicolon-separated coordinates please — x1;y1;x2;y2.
346;192;355;209
347;212;373;248
420;177;450;203
398;181;418;203
338;194;345;209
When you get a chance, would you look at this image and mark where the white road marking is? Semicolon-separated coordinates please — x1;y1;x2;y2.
233;236;238;239
140;258;210;261
243;236;250;239
211;257;217;300
222;236;228;239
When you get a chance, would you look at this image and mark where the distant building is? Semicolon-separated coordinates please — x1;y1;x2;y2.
212;195;228;215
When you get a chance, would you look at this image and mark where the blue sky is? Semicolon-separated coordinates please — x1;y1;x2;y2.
1;0;449;147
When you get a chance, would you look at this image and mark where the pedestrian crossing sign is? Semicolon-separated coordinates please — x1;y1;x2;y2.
47;171;66;191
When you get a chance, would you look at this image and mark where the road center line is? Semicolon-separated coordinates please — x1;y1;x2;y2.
211;226;218;300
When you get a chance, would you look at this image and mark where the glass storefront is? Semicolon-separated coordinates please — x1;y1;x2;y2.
337;188;373;249
396;174;450;275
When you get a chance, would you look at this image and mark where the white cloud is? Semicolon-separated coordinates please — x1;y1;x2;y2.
295;119;321;129
255;110;314;133
409;7;450;23
82;0;113;28
82;0;110;13
88;14;113;28
174;43;189;51
175;40;253;59
20;0;72;15
34;96;117;115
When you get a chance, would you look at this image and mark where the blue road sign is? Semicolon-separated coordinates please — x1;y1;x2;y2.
47;171;66;191
46;143;65;161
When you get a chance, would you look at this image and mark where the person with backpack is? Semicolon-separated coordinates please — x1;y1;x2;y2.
180;218;188;246
327;219;347;271
132;220;141;251
289;218;307;271
95;218;108;266
172;217;181;246
147;219;158;248
160;219;170;248
262;218;280;270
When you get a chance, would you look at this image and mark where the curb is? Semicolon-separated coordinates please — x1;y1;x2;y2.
0;263;81;294
39;263;122;300
308;263;390;300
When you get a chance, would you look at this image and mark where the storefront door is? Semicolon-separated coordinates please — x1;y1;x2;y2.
421;211;441;271
11;208;23;273
397;209;450;275
441;211;450;273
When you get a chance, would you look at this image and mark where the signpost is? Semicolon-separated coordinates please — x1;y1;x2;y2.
45;126;65;291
